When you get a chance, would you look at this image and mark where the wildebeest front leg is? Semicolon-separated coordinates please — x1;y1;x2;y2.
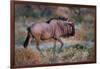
52;39;57;63
53;39;56;53
56;37;63;53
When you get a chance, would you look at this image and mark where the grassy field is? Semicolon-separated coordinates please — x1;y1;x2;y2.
15;43;95;67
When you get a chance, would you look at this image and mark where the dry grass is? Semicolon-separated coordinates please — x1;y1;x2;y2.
41;47;94;63
15;48;41;67
15;44;95;66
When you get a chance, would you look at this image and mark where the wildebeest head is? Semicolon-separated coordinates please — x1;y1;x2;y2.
64;21;75;37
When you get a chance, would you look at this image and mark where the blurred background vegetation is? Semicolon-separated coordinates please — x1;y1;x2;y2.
15;4;95;44
15;4;96;66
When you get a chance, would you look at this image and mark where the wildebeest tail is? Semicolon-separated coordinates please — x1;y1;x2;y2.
23;27;31;48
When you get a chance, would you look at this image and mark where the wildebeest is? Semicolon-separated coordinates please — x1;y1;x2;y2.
23;17;75;55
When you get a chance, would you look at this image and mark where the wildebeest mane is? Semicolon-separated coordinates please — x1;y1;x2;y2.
46;18;58;23
46;16;68;24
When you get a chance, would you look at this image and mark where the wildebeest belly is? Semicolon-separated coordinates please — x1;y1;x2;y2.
40;25;53;40
41;31;52;40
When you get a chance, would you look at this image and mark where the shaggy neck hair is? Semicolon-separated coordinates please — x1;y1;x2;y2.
46;16;68;23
